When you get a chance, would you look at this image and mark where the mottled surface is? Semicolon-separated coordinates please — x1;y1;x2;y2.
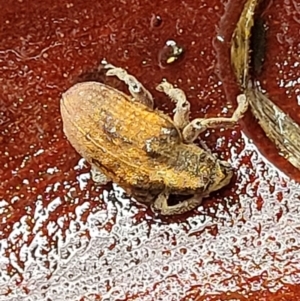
0;0;300;300
61;80;234;215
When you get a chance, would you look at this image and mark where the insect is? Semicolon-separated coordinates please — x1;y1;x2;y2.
60;62;248;215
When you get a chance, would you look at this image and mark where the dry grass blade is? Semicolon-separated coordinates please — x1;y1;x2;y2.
230;0;300;170
246;88;300;169
231;0;259;89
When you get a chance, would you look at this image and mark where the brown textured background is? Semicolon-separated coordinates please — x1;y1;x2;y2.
1;0;300;300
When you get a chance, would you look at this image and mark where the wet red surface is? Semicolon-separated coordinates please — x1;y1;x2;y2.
0;0;300;300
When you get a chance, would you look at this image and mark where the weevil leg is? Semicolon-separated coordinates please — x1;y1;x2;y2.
156;81;191;129
182;94;248;143
90;163;110;185
152;190;203;215
103;62;154;109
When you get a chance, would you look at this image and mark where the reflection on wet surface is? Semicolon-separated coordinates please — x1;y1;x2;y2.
0;0;300;300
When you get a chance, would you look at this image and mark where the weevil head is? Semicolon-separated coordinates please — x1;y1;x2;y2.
205;159;233;194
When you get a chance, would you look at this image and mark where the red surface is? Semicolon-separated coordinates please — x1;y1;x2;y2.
0;0;300;300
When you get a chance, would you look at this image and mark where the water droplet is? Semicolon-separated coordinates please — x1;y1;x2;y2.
158;40;184;68
150;14;162;28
